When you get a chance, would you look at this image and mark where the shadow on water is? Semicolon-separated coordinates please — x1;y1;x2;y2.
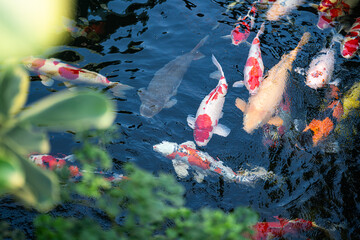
2;0;360;239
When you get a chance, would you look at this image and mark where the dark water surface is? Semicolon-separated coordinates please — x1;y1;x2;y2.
2;0;360;239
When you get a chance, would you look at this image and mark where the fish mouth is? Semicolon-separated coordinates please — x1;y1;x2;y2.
140;104;157;118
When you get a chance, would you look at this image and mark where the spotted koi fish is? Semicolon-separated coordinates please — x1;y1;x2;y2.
266;0;306;21
22;56;133;98
300;84;343;148
253;216;318;240
233;22;265;95
341;17;360;58
305;45;336;89
187;55;230;146
236;32;310;134
228;2;258;45
29;154;126;182
153;141;274;184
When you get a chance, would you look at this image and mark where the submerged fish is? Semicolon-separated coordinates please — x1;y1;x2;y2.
29;154;126;182
187;55;230;147
253;216;318;240
22;56;133;98
138;35;209;118
233;22;265;95
341;17;360;58
266;0;306;21
236;32;311;133
305;46;336;89
153;141;274;185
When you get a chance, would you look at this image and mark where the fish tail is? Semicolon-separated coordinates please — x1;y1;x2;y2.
191;35;209;54
211;54;224;78
289;32;311;62
110;82;134;98
256;22;265;38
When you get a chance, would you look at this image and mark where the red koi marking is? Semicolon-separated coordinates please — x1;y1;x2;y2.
206;86;223;104
311;70;323;78
246;57;262;91
53;61;60;65
41;155;58;170
214;167;222;174
194;114;213;143
69;166;80;177
342;38;360;58
31;58;46;70
182;146;211;170
59;67;80;80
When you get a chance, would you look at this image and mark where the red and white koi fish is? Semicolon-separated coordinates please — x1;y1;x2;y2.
341;17;360;58
22;56;133;98
187;55;230;146
305;46;336;89
266;0;306;21
236;32;311;133
253;216;319;240
233;22;265;95
29;154;126;182
228;2;258;45
153;141;274;184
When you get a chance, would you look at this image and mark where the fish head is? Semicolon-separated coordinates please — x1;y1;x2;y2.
306;69;326;89
138;89;163;118
22;56;45;71
153;141;177;157
231;22;250;46
243;107;267;134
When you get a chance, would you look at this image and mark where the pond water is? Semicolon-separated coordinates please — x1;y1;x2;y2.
1;0;360;239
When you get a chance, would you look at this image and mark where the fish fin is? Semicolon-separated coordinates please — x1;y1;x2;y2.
329;78;341;86
209;70;222;80
172;159;189;178
221;35;232;39
321;140;340;154
191;35;209;53
137;87;147;100
181;141;197;149
211;55;224;77
63;81;76;90
235;98;246;112
294;119;306;132
193;170;205;183
39;75;54;87
213;123;231;137
294;67;306;76
193;52;205;60
187;115;196;129
233;81;245;88
309;3;318;9
164;98;177;108
110;82;134;98
220;112;224;119
245;41;252;47
267;116;284;127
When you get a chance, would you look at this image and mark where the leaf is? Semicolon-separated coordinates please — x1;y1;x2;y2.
12;153;59;212
0;64;29;121
0;148;25;193
17;90;115;132
5;124;49;155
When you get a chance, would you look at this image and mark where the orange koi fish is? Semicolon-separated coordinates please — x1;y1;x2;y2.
153;141;274;184
236;32;310;134
22;57;133;98
341;17;360;58
187;55;230;147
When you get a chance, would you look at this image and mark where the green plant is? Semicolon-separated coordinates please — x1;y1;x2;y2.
0;62;115;211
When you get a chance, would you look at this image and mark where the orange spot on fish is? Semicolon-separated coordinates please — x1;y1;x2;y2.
303;117;334;146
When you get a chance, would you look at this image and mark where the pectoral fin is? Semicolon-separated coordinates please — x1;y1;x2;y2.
209;70;222;80
63;81;77;91
181;141;196;149
137;87;147;100
213;123;231;137
187;115;196;129
172;159;189;178
233;81;245;88
39;75;54;87
267;116;284;127
164;98;177;108
221;35;232;39
235;98;247;112
193;170;205;183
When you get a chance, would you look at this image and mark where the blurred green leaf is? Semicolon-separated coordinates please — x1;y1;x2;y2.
18;90;115;131
0;64;29;122
0;148;25;193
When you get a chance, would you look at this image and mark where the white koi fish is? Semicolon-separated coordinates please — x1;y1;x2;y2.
138;35;209;118
266;0;306;21
305;47;336;89
233;22;265;95
236;32;311;133
153;141;274;184
22;56;133;98
187;55;230;147
341;17;360;59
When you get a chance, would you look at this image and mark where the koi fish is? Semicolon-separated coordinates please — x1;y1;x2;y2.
253;216;318;240
341;17;360;58
187;55;230;147
233;22;265;95
228;2;258;45
236;32;311;134
305;46;336;89
22;57;133;98
300;84;343;148
29;154;126;182
266;0;306;21
153;141;274;184
138;35;208;118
